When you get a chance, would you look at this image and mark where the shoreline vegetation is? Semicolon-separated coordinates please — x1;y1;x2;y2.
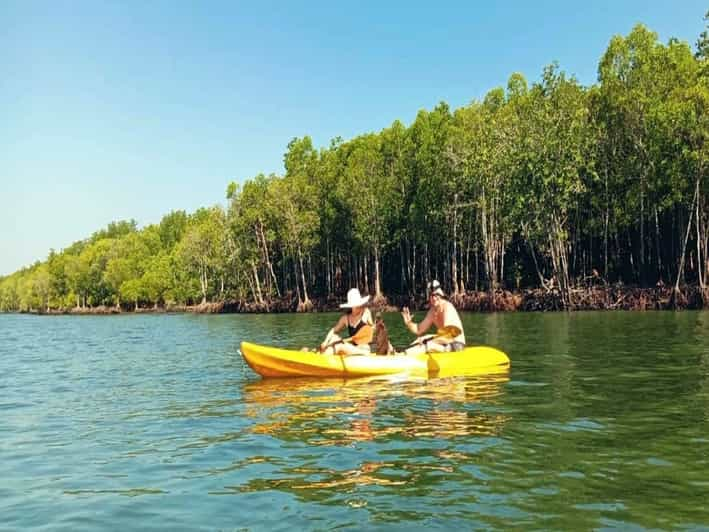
10;285;709;315
3;19;709;316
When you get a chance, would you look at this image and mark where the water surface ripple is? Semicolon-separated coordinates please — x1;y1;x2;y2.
1;311;708;530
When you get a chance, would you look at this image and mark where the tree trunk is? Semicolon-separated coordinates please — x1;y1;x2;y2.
627;230;636;281
200;260;209;305
251;261;263;304
452;193;459;294
674;178;699;297
500;243;505;291
523;223;547;290
258;221;280;298
604;170;609;278
549;214;571;308
326;238;332;297
298;247;310;304
410;238;417;296
655;207;662;283
292;259;302;305
400;241;406;295
308;254;313;294
640;168;647;285
481;188;503;292
696;183;704;290
373;246;382;297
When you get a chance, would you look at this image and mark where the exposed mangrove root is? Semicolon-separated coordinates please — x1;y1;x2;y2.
18;285;709;315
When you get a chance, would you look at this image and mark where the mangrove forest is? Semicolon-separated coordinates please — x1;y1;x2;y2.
2;21;709;313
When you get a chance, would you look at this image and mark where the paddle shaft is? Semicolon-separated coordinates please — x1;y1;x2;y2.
409;325;462;347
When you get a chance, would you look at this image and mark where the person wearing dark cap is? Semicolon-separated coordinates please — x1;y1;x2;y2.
401;280;466;354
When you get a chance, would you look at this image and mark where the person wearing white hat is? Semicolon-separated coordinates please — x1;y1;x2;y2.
401;280;466;354
318;288;374;355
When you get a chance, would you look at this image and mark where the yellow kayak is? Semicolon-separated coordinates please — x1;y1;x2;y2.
240;341;510;378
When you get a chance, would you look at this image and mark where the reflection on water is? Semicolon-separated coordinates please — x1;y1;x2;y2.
236;371;512;507
243;372;510;446
244;461;409;492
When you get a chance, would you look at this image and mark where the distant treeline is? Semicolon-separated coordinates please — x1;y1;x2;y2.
2;21;709;313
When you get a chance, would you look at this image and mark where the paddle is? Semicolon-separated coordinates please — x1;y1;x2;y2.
409;325;462;347
435;325;462;339
319;322;374;353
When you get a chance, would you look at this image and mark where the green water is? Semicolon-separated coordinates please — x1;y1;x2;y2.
2;311;709;530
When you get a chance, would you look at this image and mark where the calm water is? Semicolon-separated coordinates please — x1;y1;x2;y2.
2;311;709;530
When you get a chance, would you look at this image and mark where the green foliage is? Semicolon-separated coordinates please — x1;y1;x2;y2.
2;16;708;312
176;207;228;303
90;220;138;243
158;211;189;250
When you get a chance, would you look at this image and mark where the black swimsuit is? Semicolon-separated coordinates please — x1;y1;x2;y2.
347;317;370;345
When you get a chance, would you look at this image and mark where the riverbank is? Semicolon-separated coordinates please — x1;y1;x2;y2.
10;285;709;315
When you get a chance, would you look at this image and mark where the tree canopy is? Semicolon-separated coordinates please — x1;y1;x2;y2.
2;22;708;312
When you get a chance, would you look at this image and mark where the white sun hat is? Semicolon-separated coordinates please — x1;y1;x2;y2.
339;288;371;308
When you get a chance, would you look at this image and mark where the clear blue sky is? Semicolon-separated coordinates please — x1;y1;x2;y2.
1;0;706;275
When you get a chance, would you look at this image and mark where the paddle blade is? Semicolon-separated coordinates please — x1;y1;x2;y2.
350;323;373;345
436;325;461;339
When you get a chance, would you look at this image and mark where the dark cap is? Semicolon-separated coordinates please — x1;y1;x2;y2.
427;280;445;297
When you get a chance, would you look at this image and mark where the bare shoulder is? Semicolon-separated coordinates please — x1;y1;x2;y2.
363;308;374;324
443;300;461;318
444;299;459;311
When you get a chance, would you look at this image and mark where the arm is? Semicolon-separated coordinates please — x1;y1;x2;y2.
333;314;348;334
402;307;434;336
321;315;347;348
